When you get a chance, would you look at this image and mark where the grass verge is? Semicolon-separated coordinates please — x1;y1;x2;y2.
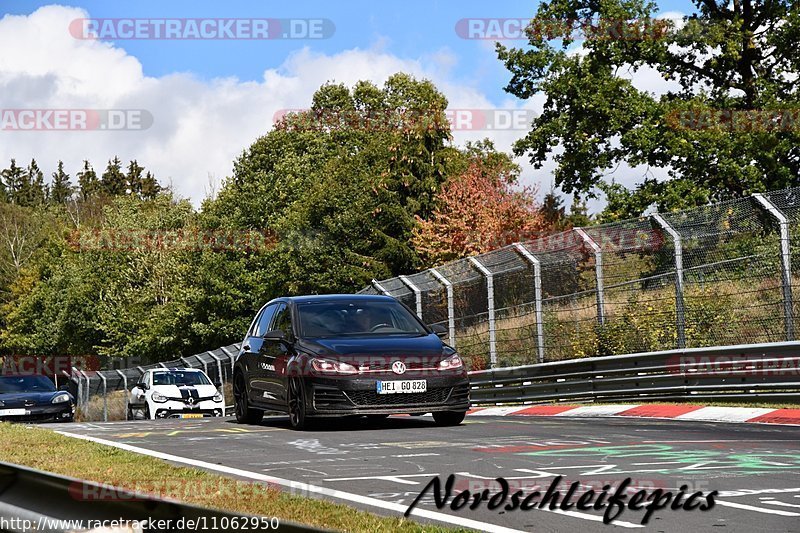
0;423;463;533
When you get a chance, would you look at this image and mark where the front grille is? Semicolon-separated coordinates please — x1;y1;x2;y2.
344;387;452;406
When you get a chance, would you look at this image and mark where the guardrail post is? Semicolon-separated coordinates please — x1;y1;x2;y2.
468;257;497;368
79;370;90;408
180;357;192;369
652;214;686;348
399;275;423;319
115;369;128;419
574;228;606;325
513;243;545;363
754;193;794;340
371;279;391;295
430;268;456;348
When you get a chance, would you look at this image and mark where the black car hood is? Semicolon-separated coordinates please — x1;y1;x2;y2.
300;334;444;357
0;391;60;406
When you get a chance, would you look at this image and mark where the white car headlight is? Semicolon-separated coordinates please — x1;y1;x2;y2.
151;391;168;403
213;392;223;403
51;393;71;404
438;353;463;370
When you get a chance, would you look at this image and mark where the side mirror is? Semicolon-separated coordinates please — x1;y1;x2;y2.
429;324;447;338
213;381;222;388
58;383;70;391
263;329;287;343
136;383;149;391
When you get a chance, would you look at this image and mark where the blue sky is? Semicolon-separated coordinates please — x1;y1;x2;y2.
3;0;694;104
0;1;695;209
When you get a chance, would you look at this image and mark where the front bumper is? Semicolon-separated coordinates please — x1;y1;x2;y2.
153;400;224;419
307;373;470;416
0;403;74;423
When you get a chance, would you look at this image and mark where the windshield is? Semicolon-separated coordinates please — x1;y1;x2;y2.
0;375;56;394
152;370;211;386
297;300;428;337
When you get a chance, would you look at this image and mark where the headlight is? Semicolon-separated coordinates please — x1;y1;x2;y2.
213;392;223;403
151;391;168;403
311;358;358;375
438;353;463;370
51;393;71;404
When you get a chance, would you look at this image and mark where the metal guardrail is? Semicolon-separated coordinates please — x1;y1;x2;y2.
469;341;800;405
0;461;325;533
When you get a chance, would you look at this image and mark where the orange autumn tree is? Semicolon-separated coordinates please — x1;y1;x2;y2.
412;154;547;267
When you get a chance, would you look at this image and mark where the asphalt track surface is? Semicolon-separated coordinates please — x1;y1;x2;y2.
60;415;800;532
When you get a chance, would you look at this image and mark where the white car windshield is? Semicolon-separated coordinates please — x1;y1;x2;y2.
151;371;211;386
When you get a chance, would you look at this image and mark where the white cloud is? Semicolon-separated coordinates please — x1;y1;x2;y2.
0;5;679;215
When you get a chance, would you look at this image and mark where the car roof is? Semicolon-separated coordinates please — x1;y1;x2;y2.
282;294;396;304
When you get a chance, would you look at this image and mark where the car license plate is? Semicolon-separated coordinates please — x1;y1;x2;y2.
376;380;426;394
0;408;28;416
180;413;204;419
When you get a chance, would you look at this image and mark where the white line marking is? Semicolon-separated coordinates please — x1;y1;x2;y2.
56;431;643;530
763;501;800;509
675;407;774;423
715;500;800;516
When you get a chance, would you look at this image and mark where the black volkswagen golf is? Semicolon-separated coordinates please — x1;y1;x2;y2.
233;294;469;429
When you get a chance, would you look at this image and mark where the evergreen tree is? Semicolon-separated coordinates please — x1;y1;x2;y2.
1;160;25;205
126;160;144;197
49;160;73;204
23;159;46;206
140;171;161;200
76;160;100;200
101;156;126;196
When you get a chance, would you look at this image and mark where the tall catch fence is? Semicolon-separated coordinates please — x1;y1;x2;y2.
360;188;800;371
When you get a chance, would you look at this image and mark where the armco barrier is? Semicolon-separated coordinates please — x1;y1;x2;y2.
0;461;326;533
468;341;800;405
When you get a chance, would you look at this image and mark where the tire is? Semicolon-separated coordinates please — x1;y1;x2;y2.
234;375;262;424
287;377;309;430
432;410;466;426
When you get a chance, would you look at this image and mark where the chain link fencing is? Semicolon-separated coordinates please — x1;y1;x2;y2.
360;188;800;371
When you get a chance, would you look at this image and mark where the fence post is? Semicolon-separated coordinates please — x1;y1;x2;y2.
430;268;456;348
79;370;90;408
221;345;236;377
371;279;391;295
652;214;686;348
574;228;606;325
98;372;108;422
208;350;226;385
513;243;545;364
72;368;83;410
180;357;192;369
399;275;423;320
468;256;497;368
115;369;128;419
753;193;794;340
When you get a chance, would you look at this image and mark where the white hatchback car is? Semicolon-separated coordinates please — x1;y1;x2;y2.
128;368;225;420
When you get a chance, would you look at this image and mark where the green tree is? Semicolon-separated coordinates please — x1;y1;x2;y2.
126;160;144;197
49;160;73;204
23;159;46;206
204;73;460;295
101;156;127;196
77;160;100;200
140;170;161;200
1;160;25;205
498;0;800;215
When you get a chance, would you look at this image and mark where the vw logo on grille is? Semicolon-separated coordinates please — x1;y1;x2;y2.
391;361;406;375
